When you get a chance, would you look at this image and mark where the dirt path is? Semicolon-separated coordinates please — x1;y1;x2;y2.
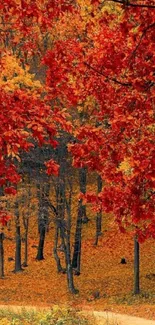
1;305;155;325
91;311;155;325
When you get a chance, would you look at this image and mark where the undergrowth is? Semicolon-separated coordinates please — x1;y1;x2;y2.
0;306;95;325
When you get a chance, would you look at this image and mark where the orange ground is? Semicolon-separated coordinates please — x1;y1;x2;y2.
1;223;155;320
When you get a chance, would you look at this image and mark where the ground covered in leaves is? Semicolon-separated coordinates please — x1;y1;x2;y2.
1;214;155;321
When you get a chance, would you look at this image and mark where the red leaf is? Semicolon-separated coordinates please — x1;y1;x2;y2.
5;187;17;195
45;159;59;176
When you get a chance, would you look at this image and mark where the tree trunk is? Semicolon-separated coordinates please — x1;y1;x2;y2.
94;175;102;246
72;199;83;275
0;233;4;278
14;201;23;273
79;167;89;224
22;217;28;267
15;225;22;272
53;225;63;272
53;142;66;269
134;236;140;294
22;178;31;267
60;221;78;294
65;189;78;293
42;182;50;232
36;224;46;260
71;168;88;274
22;182;30;267
36;182;49;261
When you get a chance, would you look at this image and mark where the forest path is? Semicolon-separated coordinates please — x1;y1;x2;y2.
0;305;155;325
88;310;155;325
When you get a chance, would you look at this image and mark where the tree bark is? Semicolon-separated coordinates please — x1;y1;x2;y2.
22;181;30;267
14;201;23;273
60;220;78;294
22;216;28;267
53;142;66;268
134;236;140;294
53;225;63;272
79;167;89;224
36;224;46;260
65;189;78;293
94;175;103;246
72;199;83;275
15;225;22;272
0;233;4;278
42;182;50;232
36;182;49;261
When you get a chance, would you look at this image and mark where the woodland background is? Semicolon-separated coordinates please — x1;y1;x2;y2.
0;0;155;320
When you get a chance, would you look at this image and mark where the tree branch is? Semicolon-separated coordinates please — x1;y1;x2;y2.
129;22;155;64
108;0;155;9
84;62;132;87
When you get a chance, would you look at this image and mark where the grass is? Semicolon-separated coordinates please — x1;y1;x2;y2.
113;291;155;305
0;307;121;325
0;306;96;325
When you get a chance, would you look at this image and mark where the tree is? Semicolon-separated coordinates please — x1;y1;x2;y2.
45;0;154;293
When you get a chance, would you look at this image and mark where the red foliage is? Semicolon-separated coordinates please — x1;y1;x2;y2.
0;211;11;226
0;1;154;240
43;1;155;241
45;159;60;176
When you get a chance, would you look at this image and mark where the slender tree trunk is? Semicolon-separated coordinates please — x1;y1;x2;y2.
72;199;83;275
53;142;66;269
79;167;89;223
36;224;46;260
36;182;42;234
94;175;103;246
22;181;30;267
0;233;4;278
15;225;22;272
134;236;140;294
14;201;23;273
53;225;63;272
65;190;78;293
71;168;88;275
59;218;78;293
43;182;50;232
22;217;29;267
36;183;48;261
53;139;78;292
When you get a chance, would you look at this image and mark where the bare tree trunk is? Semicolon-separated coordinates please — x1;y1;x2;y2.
60;221;78;294
71;168;89;275
14;200;23;273
79;167;89;224
134;236;140;294
53;142;66;268
94;175;102;246
65;184;78;293
22;213;29;267
50;139;78;292
36;182;49;261
42;182;50;232
36;224;46;260
53;225;63;272
72;199;83;275
22;181;31;267
0;233;4;278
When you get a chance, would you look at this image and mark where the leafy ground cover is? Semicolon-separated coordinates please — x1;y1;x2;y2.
1;221;155;320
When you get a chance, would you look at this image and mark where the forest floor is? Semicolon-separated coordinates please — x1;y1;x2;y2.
1;181;155;322
1;226;155;321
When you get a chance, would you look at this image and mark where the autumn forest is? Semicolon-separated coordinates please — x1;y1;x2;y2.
0;0;155;321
